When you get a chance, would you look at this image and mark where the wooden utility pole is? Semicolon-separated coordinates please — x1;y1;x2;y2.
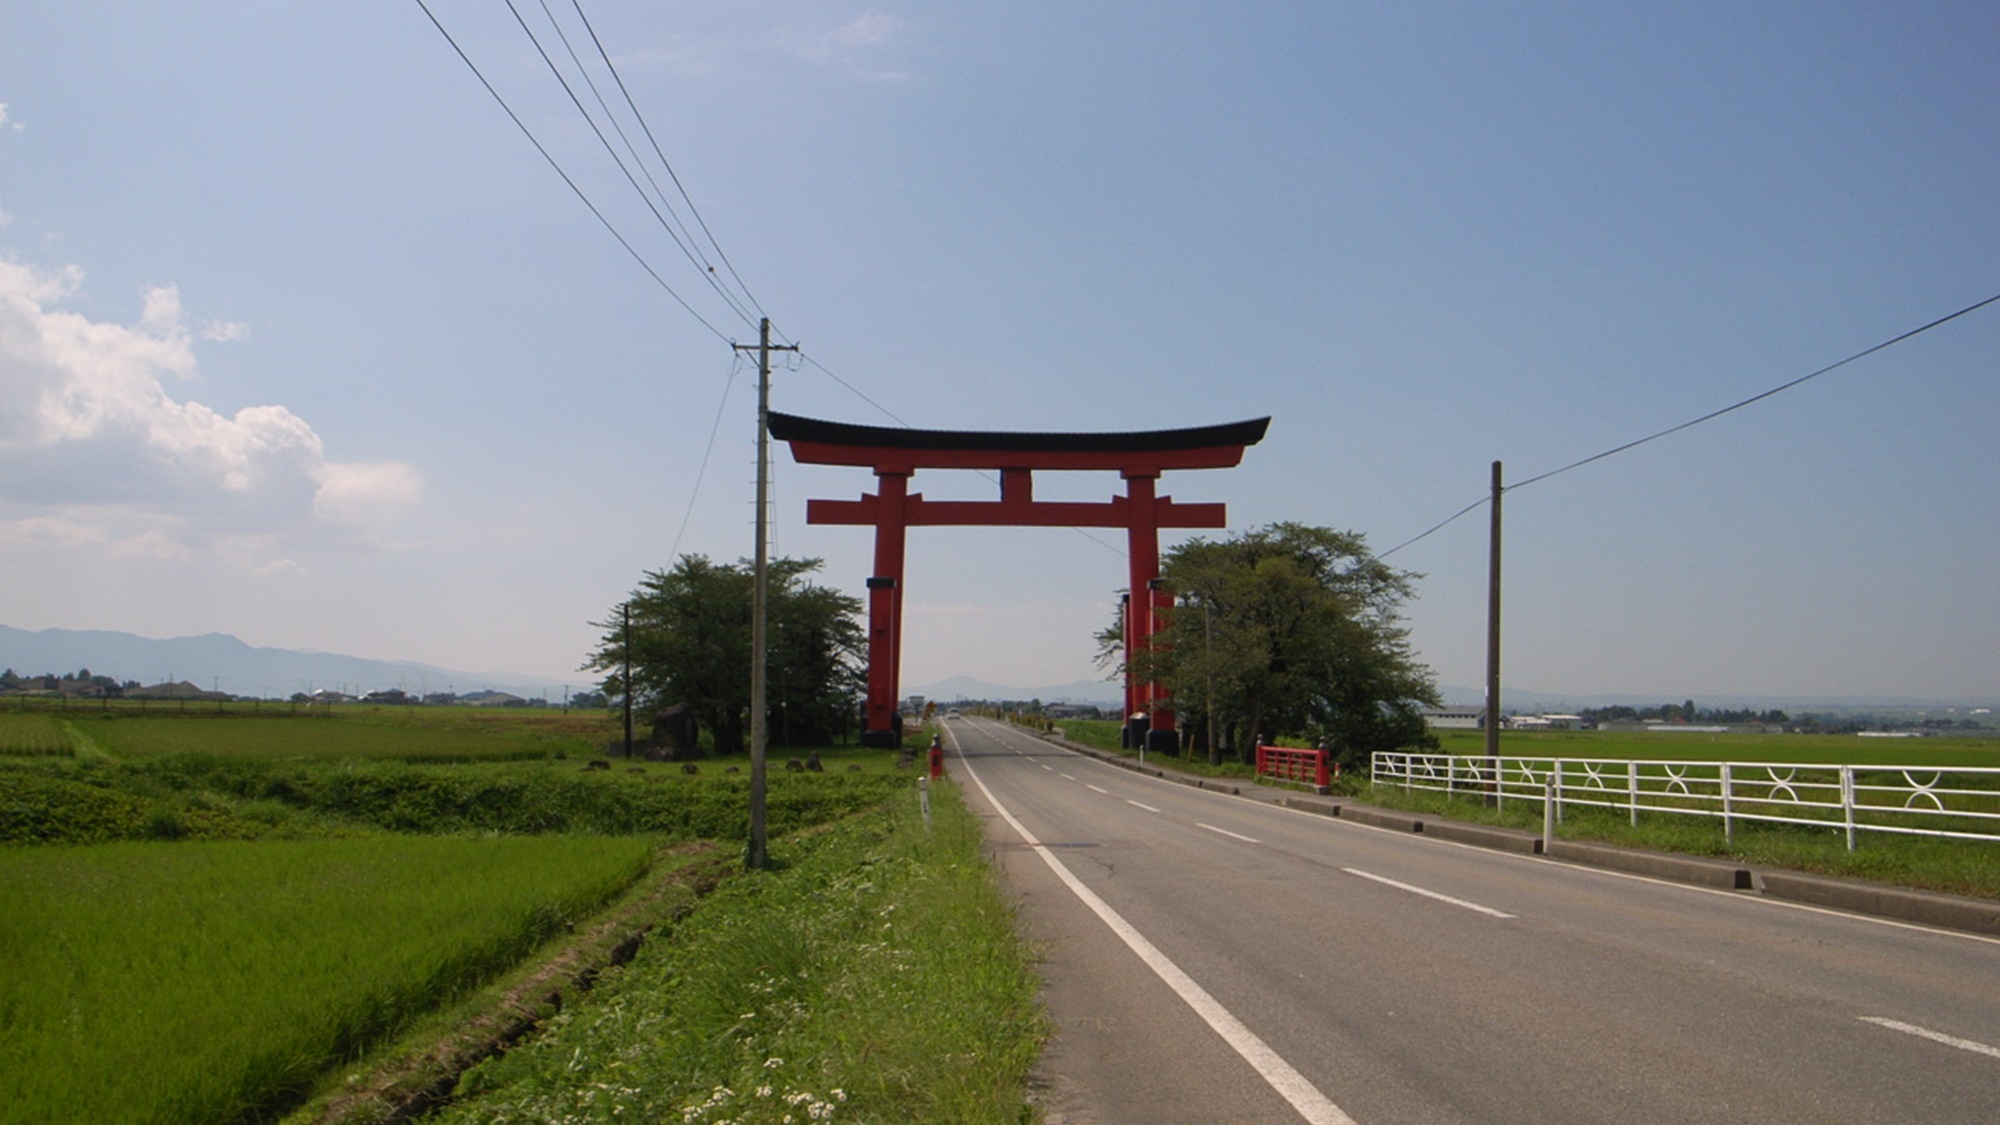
622;602;634;759
1485;460;1503;780
736;317;797;870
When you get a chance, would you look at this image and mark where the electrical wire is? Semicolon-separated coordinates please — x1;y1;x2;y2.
504;0;761;329
1378;290;2000;559
530;0;735;298
412;0;734;344
667;353;747;563
1506;291;2000;493
566;0;772;325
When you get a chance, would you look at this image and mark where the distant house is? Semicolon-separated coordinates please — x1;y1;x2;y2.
1422;706;1486;730
131;680;232;702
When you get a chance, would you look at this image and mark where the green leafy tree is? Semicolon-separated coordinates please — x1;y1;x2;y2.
1101;523;1439;770
586;555;864;756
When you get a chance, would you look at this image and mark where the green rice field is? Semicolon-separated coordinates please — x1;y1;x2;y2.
1431;727;2000;768
0;712;72;757
0;835;655;1124
68;710;606;762
0;705;933;1123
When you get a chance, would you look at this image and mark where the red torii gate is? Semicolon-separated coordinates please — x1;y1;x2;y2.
768;412;1269;752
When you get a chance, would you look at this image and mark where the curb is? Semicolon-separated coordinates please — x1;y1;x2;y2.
1754;870;2000;937
1544;839;1753;890
1338;805;1423;833
1420;818;1545;855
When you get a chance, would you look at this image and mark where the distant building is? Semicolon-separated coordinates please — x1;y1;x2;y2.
131;680;232;702
1422;706;1486;730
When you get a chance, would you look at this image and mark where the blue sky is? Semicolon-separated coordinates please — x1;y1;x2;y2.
0;2;1994;703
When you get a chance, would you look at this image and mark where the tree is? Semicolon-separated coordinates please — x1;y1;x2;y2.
584;554;864;757
1100;523;1439;770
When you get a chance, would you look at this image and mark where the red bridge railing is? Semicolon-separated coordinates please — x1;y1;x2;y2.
1255;744;1332;790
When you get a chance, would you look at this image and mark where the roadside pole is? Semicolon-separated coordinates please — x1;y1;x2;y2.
738;318;797;870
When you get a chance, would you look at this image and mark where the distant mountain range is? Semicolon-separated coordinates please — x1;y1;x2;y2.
5;625;1984;714
906;675;1124;708
0;625;571;701
908;674;1992;714
1436;685;1996;713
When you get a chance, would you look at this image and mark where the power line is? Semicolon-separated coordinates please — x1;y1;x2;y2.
666;353;747;564
1506;291;2000;493
1378;291;2000;559
503;0;761;329
412;0;735;343
565;0;771;325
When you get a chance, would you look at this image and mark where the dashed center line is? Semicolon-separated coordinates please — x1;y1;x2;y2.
1343;868;1515;918
1860;1017;2000;1060
1059;773;1076;780
1127;800;1161;813
1198;823;1260;843
1087;784;1109;794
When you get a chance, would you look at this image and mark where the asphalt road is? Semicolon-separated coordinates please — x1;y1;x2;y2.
942;715;2000;1125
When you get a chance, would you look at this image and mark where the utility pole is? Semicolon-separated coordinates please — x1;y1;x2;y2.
622;602;634;759
735;317;797;870
1485;460;1503;788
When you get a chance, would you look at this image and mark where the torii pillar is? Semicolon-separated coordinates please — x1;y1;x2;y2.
769;412;1269;753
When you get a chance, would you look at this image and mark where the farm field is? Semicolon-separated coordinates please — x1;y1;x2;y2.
70;709;610;762
0;835;655;1124
1433;727;2000;767
0;706;1013;1124
0;711;70;757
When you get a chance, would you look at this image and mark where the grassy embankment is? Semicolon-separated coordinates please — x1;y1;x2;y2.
1040;717;2000;900
0;709;1044;1125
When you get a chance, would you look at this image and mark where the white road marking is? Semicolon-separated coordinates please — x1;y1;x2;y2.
953;730;1358;1125
1059;772;1076;780
1041;764;1054;772
1087;784;1109;794
1198;823;1261;843
1127;800;1162;813
1860;1017;2000;1060
1343;868;1516;918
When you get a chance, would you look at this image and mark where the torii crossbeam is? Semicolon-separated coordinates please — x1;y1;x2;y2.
769;412;1270;751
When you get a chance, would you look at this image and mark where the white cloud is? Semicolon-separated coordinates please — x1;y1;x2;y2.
0;253;419;559
780;10;913;79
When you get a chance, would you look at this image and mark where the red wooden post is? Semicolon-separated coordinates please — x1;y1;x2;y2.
863;469;911;747
1125;471;1161;740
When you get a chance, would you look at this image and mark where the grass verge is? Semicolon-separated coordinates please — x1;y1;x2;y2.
432;780;1047;1125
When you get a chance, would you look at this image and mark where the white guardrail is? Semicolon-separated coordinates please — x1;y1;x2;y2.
1370;752;2000;850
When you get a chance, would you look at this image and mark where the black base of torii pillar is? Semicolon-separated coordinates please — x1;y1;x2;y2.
769;413;1269;753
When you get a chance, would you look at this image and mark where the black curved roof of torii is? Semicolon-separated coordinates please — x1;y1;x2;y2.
767;412;1270;453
